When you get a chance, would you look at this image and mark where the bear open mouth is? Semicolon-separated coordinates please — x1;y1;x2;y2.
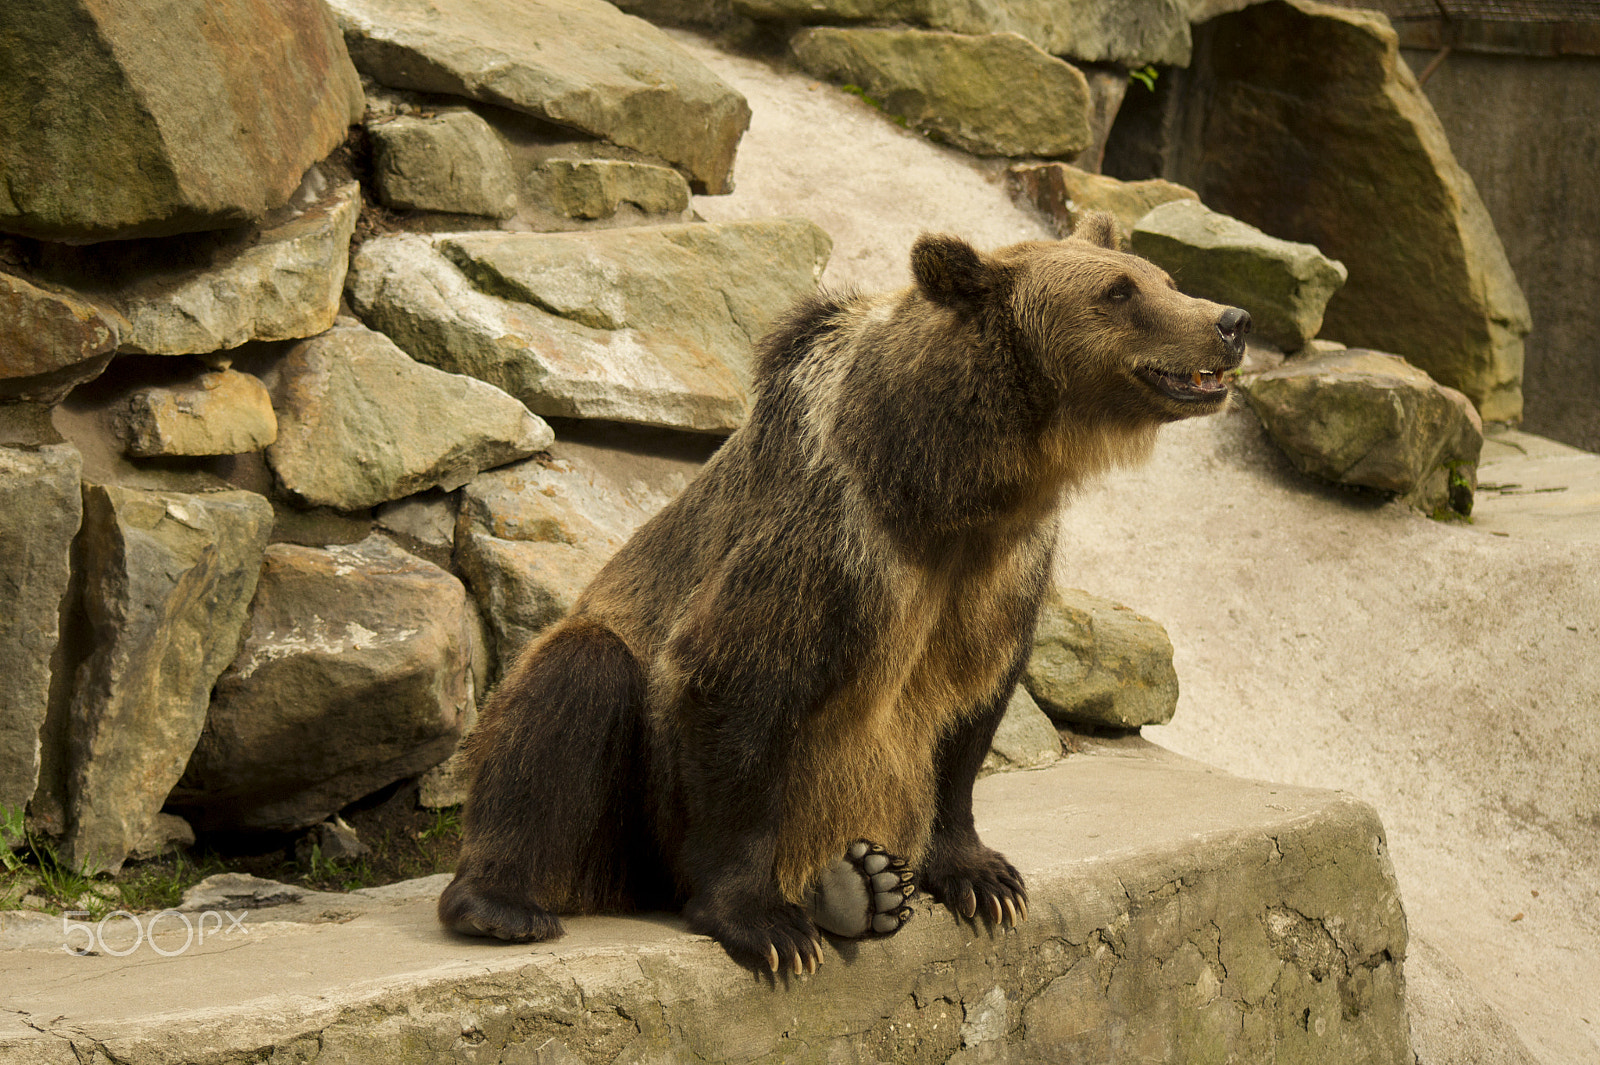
1138;366;1231;404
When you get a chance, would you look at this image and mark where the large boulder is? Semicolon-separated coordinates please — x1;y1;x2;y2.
1174;0;1531;420
1008;162;1196;240
737;0;1192;66
0;0;363;241
64;486;273;871
345;219;830;433
791;29;1092;158
1131;199;1348;352
368;109;520;219
0;273;123;405
1239;347;1484;516
170;535;475;832
0;444;82;814
328;0;750;194
1023;587;1179;730
265;321;553;511
84;179;362;357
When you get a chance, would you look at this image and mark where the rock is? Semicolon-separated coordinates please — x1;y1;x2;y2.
265;321;553;511
65;486;274;872
128;813;195;862
346;219;831;432
455;534;605;672
295;817;371;865
981;686;1063;774
369;109;519;219
120;369;278;458
738;0;1192;66
328;0;751;194
376;490;458;550
1131;199;1348;353
0;273;124;404
417;752;469;809
0;444;82;813
536;159;691;220
170;535;475;833
1023;587;1179;730
1174;0;1531;420
1008;162;1196;241
453;445;693;671
791;28;1092;158
1239;348;1484;516
0;0;363;241
92;178;362;357
178;873;306;912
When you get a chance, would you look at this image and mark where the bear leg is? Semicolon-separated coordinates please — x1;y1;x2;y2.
920;683;1029;929
440;616;660;942
805;840;915;937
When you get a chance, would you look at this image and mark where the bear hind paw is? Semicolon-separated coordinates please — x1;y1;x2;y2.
806;839;915;938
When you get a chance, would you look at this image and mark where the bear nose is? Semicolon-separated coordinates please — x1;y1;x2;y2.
1216;307;1250;356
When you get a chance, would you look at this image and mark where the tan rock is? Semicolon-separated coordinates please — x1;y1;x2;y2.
0;273;123;404
1024;587;1179;729
1176;0;1531;420
121;369;277;457
329;0;750;193
1008;162;1196;241
369;110;519;219
0;0;363;241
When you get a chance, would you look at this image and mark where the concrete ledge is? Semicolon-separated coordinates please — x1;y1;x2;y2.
0;742;1412;1064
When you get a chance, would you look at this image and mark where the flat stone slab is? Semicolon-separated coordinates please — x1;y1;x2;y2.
1473;428;1600;545
0;743;1412;1064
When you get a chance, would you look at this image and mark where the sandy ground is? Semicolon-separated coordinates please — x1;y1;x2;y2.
676;30;1600;1065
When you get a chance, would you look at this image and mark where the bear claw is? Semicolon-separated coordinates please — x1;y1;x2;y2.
806;839;915;938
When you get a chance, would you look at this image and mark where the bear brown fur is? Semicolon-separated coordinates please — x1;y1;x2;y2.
438;212;1250;974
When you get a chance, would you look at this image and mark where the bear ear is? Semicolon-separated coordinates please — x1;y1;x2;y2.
911;234;992;310
1070;211;1121;251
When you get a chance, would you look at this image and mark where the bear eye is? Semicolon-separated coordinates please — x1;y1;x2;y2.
1104;279;1135;303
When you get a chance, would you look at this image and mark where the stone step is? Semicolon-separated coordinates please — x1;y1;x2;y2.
1473;426;1600;544
0;741;1411;1064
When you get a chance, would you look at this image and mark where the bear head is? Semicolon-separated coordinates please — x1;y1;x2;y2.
910;212;1250;427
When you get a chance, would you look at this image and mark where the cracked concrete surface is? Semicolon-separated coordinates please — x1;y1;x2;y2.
0;743;1410;1064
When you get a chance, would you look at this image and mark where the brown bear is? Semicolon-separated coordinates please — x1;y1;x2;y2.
438;212;1249;974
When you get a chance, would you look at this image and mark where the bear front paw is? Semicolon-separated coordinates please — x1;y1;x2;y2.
921;845;1027;929
805;839;915;938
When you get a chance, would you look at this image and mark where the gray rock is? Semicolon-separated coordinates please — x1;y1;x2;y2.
375;490;458;549
739;0;1192;66
453;447;691;671
1239;348;1484;516
128;813;195;862
0;0;363;241
0;273;123;404
536;159;691;220
0;444;82;813
101;179;362;356
266;321;552;511
65;486;274;872
178;872;306;912
1132;200;1348;353
346;219;830;432
455;533;605;673
981;686;1063;774
171;535;475;833
296;818;371;865
792;28;1091;158
417;751;469;809
1172;0;1531;421
1023;587;1179;730
370;110;519;219
120;369;278;457
1008;162;1196;242
329;0;750;194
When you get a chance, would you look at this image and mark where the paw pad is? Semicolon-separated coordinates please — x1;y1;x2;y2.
807;839;914;938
